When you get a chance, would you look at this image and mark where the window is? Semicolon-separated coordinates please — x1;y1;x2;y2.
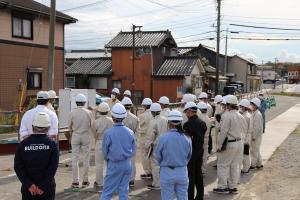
27;72;42;89
90;77;107;89
12;13;33;39
112;80;121;89
66;76;76;88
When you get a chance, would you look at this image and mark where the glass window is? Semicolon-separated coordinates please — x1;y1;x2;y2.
112;80;121;89
66;77;75;88
27;72;42;89
12;16;32;39
90;77;107;89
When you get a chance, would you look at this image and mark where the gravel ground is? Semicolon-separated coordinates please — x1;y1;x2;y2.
235;125;300;200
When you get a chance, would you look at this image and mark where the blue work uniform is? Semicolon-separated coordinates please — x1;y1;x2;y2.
156;129;192;200
101;123;136;200
14;134;59;200
258;99;267;133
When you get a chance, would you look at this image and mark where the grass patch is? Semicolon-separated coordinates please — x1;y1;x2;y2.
271;92;300;97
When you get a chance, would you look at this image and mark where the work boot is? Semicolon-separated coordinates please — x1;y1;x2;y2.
71;182;79;188
229;188;238;194
140;174;152;179
82;181;90;188
129;181;135;187
213;188;229;194
147;184;160;190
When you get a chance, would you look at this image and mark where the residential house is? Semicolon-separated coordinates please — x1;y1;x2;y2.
65;49;111;67
65;57;112;94
152;56;205;102
105;30;178;104
227;55;260;92
0;0;76;109
287;65;300;84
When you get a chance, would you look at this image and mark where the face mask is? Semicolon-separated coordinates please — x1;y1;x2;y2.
111;94;116;99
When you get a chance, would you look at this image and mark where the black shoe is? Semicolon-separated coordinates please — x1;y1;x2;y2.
129;181;135;187
82;181;90;188
141;174;152;179
71;182;79;188
213;164;217;168
241;170;250;174
93;181;102;187
213;188;229;194
250;166;257;170
147;184;160;190
257;165;264;169
229;188;238;194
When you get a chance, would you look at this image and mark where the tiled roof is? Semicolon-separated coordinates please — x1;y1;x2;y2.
154;56;202;76
204;65;216;73
105;31;176;48
177;47;196;55
65;52;111;59
0;0;76;23
65;57;111;75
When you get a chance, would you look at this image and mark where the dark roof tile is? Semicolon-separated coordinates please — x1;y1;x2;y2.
65;57;111;75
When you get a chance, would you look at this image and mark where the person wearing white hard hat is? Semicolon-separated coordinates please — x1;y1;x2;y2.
156;110;192;200
91;102;113;189
197;102;212;175
19;91;58;141
198;92;213;118
213;95;246;195
106;88;120;109
68;94;93;188
249;97;264;170
101;103;136;200
121;97;139;187
15;112;59;200
145;103;168;190
238;99;252;174
136;98;153;180
123;90;132;98
179;93;196;124
183;101;207;200
47;90;58;113
158;96;171;118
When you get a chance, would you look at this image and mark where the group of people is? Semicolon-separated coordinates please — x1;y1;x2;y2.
14;88;266;200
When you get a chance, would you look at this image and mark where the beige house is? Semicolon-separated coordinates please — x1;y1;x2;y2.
0;0;76;109
227;55;261;92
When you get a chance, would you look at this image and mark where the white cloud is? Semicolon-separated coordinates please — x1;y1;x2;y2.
278;50;300;62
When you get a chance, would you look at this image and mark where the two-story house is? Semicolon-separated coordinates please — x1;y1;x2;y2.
0;0;76;110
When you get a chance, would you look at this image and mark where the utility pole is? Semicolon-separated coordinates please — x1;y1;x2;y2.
215;0;221;95
274;58;277;89
224;28;228;75
47;0;56;90
131;24;142;105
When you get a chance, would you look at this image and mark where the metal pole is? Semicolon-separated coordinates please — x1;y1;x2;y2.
132;25;136;104
47;0;56;90
215;0;221;95
274;58;277;89
224;29;228;75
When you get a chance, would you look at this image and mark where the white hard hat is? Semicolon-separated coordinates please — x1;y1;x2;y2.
111;103;127;119
221;96;227;104
121;97;133;105
37;91;49;100
197;102;208;110
250;97;261;108
112;88;120;95
150;103;162;112
167;110;183;122
32;112;51;128
214;95;223;104
226;95;238;105
158;96;170;105
141;98;152;106
123;90;131;96
239;99;251;108
184;101;197;111
48;90;57;99
182;93;195;103
198;92;208;99
75;93;87;102
98;102;110;113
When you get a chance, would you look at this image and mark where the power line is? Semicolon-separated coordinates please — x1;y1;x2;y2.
174;31;216;39
229;24;300;31
230;37;300;41
224;19;300;27
177;37;216;44
224;14;300;21
61;0;110;12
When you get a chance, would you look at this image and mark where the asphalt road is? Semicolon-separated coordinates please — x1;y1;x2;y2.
0;93;299;200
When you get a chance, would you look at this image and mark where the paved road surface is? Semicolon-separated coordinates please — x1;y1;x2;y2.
0;94;299;200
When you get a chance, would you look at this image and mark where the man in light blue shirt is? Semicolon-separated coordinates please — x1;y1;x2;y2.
156;110;192;200
101;103;136;200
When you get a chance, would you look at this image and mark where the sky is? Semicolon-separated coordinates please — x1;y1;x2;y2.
38;0;300;64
